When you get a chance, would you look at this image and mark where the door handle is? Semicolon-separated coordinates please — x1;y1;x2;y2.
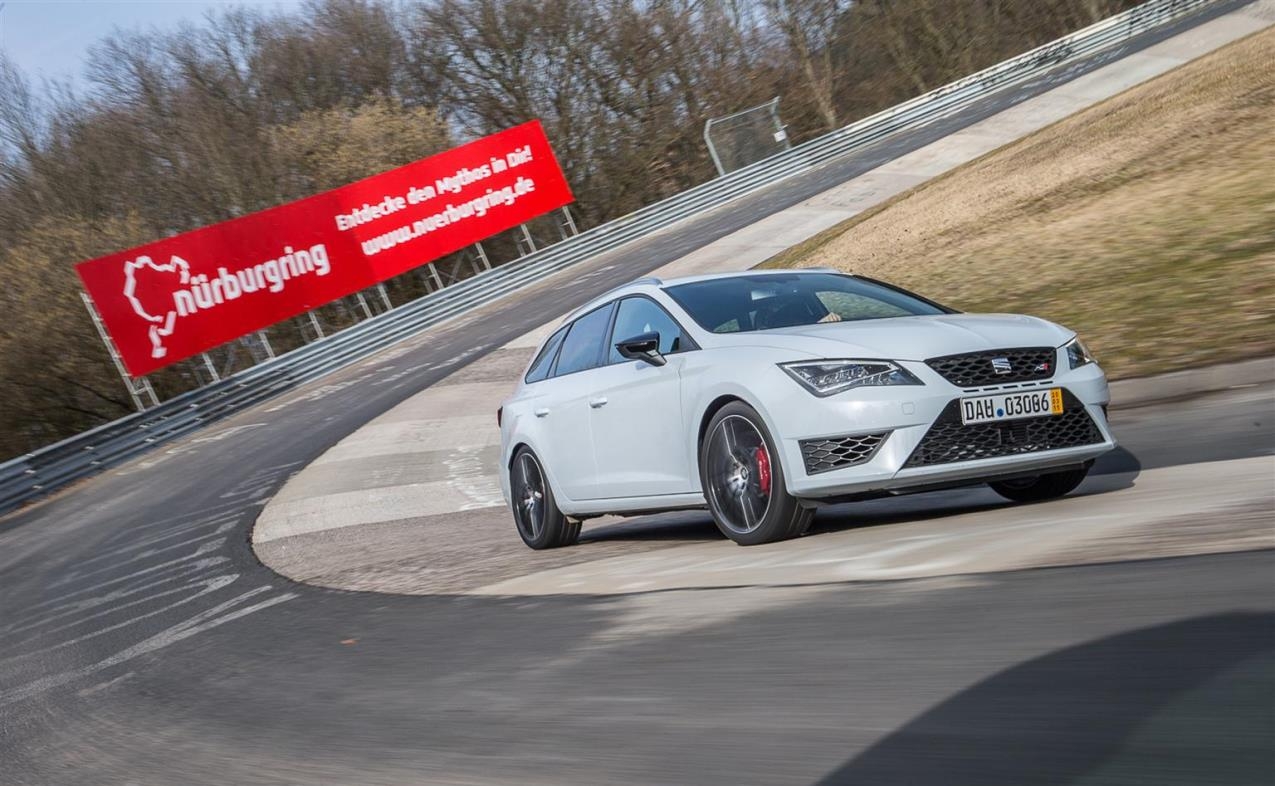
588;397;608;409
534;408;550;417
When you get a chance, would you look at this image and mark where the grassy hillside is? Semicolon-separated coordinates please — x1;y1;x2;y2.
763;28;1275;379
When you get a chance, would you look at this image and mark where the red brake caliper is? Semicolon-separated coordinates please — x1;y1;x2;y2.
754;446;772;496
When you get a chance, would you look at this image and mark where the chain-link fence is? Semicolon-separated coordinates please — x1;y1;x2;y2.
704;97;792;176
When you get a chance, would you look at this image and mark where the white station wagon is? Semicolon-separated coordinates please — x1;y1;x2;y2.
499;270;1116;548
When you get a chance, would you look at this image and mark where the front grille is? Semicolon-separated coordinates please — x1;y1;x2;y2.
927;347;1056;388
801;432;890;475
903;390;1102;468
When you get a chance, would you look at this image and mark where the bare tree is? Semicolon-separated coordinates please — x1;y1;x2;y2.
762;0;847;130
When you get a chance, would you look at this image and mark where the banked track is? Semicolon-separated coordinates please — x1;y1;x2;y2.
0;0;1242;515
1;6;1272;784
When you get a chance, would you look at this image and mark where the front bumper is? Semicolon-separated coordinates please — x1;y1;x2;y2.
766;358;1116;500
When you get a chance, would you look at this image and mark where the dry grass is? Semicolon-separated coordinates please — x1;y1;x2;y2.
764;28;1275;379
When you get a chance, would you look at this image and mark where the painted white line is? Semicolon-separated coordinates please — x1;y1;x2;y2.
0;587;296;707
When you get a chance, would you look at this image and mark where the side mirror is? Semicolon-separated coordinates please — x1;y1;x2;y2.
615;331;666;367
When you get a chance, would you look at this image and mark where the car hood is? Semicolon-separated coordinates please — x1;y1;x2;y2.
713;313;1073;360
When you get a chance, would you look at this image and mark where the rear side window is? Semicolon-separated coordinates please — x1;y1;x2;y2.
524;327;567;383
607;297;691;364
553;304;614;377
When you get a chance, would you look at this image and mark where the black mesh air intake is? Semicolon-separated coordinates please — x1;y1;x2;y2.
800;432;890;475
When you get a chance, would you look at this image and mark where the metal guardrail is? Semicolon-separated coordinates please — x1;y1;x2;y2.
0;0;1219;515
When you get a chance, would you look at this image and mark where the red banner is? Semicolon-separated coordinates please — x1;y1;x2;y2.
76;121;573;377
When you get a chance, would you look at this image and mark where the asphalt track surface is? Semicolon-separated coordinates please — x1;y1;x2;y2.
2;7;1272;782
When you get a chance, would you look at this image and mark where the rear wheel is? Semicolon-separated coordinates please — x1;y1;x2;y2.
989;465;1090;503
700;402;811;546
510;447;580;550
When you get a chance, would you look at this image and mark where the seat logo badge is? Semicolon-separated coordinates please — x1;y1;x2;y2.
991;357;1013;375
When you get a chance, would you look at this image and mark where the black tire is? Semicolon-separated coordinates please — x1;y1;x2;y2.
989;465;1090;503
509;447;580;549
699;401;812;546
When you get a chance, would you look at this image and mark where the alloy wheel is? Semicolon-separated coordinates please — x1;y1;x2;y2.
705;414;773;535
513;452;546;541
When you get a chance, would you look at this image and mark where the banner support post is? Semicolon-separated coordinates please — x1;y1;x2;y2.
560;206;579;237
355;292;374;320
139;377;160;408
519;224;537;255
201;353;220;383
80;292;157;412
429;264;445;291
307;311;325;340
473;242;492;271
376;284;393;311
257;331;275;360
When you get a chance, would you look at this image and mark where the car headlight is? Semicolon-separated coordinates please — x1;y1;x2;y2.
779;360;922;397
1064;337;1095;369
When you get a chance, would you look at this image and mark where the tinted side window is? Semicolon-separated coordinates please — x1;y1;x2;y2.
524;327;567;383
608;298;689;364
553;304;614;377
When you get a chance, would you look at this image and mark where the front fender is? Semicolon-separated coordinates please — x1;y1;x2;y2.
680;348;812;493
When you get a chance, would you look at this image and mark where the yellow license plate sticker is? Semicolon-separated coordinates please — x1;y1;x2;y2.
1050;388;1064;415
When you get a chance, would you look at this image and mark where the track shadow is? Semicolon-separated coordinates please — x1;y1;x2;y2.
1090;445;1143;477
580;448;1145;545
815;612;1275;786
816;446;1145;530
578;510;720;544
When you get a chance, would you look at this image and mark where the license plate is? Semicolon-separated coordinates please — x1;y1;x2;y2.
960;389;1063;425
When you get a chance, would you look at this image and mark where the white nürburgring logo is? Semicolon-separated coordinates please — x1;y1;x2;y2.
122;255;190;360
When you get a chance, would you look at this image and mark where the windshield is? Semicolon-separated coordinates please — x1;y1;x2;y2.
664;273;949;334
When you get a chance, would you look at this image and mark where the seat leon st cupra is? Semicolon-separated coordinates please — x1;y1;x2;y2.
498;270;1116;548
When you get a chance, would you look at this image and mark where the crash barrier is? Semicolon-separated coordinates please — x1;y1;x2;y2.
0;0;1220;514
